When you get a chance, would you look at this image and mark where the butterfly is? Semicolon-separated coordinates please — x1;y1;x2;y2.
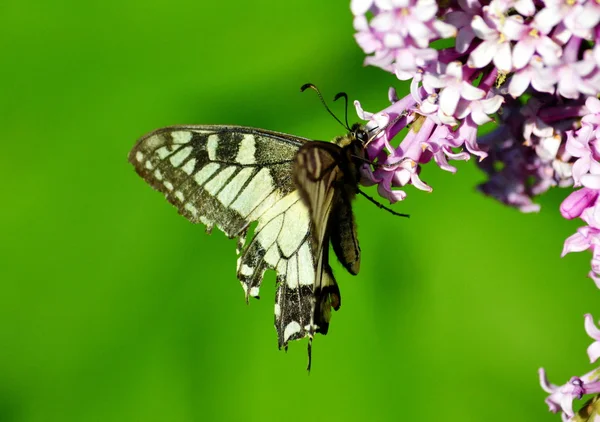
128;85;407;369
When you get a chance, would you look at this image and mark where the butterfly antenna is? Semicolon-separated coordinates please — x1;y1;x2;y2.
333;91;351;130
358;189;409;218
301;83;349;131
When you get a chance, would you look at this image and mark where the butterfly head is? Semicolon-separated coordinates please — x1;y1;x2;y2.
333;123;368;148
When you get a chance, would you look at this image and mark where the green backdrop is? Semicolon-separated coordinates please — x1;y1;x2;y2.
1;1;595;421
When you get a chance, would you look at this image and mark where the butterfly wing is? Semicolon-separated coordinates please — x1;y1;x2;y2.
291;142;358;350
129;125;321;349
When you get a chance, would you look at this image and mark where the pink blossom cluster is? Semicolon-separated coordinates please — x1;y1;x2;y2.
561;98;600;285
352;0;600;282
350;0;600;418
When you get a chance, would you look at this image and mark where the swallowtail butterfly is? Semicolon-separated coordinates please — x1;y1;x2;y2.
128;86;405;369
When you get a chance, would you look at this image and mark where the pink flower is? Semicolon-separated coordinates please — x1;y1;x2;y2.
560;188;599;219
540;367;600;420
352;0;455;77
585;314;600;363
562;223;600;287
511;24;562;69
488;0;535;17
422;61;485;118
535;0;597;39
582;96;600;127
507;55;556;97
467;12;524;72
444;0;482;53
565;125;600;186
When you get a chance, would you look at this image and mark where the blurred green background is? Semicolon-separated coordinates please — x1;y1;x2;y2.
1;1;596;421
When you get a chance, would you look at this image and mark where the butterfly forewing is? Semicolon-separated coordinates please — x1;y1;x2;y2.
129;125;325;349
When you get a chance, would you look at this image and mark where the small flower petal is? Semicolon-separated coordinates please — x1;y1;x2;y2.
560;188;599;220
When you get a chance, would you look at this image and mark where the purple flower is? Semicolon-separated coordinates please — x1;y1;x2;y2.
476;135;543;212
582;96;600;127
565;126;600;186
585;314;600;363
355;81;501;202
548;59;597;100
562;222;600;287
539;367;600;420
535;0;597;40
489;0;535;17
511;23;562;69
444;0;482;53
422;62;486;119
507;55;556;97
561;188;599;220
467;12;523;72
352;0;455;77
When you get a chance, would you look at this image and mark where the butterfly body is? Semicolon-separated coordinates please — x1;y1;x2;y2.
129;124;367;364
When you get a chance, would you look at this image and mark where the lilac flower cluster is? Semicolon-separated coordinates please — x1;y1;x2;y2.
350;0;600;419
351;0;600;282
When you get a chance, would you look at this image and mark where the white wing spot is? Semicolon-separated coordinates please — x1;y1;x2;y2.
257;191;301;230
231;168;273;217
175;191;184;202
297;242;314;286
247;190;280;221
172;131;192;144
217;167;254;206
205;166;236;195
277;259;287;276
275;258;287;278
256;214;284;252
156;146;170;159
144;135;161;150
181;158;196;175
145;160;154;170
241;264;254;276
274;303;281;319
264;244;280;266
284;321;301;342
153;169;163;181
286;256;299;288
236;134;256;165
249;286;260;297
194;163;220;186
135;151;144;162
278;200;310;257
163;181;174;191
169;146;193;167
184;203;198;217
207;134;219;160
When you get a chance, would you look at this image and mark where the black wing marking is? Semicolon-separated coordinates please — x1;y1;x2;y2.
129;125;320;349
